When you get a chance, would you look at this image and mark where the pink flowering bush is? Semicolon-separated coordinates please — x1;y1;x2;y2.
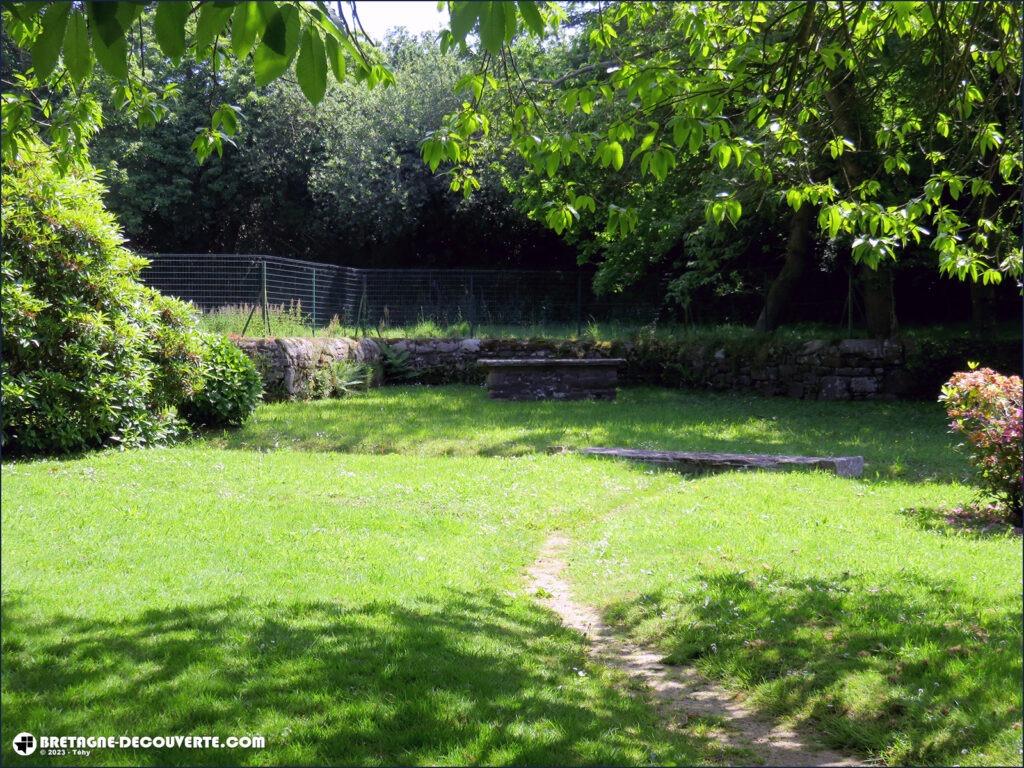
940;367;1023;524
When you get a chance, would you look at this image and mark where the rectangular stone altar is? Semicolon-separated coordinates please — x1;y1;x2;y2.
479;358;625;400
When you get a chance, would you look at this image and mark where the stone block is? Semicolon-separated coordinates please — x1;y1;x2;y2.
480;358;623;400
818;376;849;400
838;339;885;358
850;376;880;395
555;446;865;478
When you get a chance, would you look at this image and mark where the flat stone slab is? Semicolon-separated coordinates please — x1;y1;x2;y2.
478;358;627;367
479;358;624;401
552;446;864;478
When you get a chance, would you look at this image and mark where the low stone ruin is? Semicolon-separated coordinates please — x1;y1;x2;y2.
552;446;865;478
479;358;624;400
231;336;381;400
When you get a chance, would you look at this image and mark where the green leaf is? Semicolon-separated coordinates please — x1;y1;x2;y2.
630;132;655;161
231;2;265;58
87;1;122;47
517;0;544;35
714;142;732;169
819;206;844;238
449;1;480;42
154;0;190;60
7;2;48;23
607;140;623;170
63;11;92;85
195;2;233;53
503;1;517;39
90;33;128;79
725;198;742;225
479;2;506;54
574;194;596;213
115;2;146;35
253;4;300;87
295;27;328;105
324;33;346;82
672;119;690;148
31;1;71;80
688;122;704;153
87;2;129;79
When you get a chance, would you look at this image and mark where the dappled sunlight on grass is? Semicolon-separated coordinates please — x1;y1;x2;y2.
569;471;1022;766
4;389;1017;765
208;386;961;481
2;592;714;766
601;572;1020;765
3;449;719;765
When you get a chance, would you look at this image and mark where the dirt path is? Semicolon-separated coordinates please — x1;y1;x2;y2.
528;532;864;767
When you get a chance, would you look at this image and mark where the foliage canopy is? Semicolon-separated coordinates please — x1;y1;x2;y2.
3;0;1021;292
426;1;1023;285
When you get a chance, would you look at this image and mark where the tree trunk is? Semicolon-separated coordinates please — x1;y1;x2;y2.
970;281;998;331
755;205;814;332
860;262;896;338
825;75;898;338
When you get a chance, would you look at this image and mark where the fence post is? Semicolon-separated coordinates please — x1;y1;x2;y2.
575;271;583;338
468;274;476;337
261;258;271;336
357;274;368;337
311;267;317;335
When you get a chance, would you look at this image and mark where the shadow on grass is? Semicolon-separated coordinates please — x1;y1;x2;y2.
207;386;961;482
603;571;1022;765
901;505;1023;539
2;591;716;767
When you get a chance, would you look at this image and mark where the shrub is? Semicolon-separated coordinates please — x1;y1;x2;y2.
329;359;373;396
180;335;262;427
940;367;1023;523
309;357;372;398
1;145;206;454
379;344;418;383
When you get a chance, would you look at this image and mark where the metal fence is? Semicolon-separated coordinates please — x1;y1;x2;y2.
140;253;658;335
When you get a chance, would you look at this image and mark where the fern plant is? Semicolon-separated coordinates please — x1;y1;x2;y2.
379;344;418;384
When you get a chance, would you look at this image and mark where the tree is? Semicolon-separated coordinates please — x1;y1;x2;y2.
84;24;565;268
4;1;1021;335
425;1;1023;334
2;1;394;170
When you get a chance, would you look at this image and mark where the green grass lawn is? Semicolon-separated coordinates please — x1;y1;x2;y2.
3;387;1021;766
211;387;963;481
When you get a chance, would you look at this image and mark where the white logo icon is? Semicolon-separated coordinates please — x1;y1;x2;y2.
13;733;37;756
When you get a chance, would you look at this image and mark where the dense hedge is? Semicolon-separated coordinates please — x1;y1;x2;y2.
180;334;262;427
1;146;230;454
900;334;1023;399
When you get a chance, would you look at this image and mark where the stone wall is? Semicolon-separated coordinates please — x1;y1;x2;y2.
386;338;619;384
631;338;906;400
232;334;1016;402
391;337;907;400
232;336;381;401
